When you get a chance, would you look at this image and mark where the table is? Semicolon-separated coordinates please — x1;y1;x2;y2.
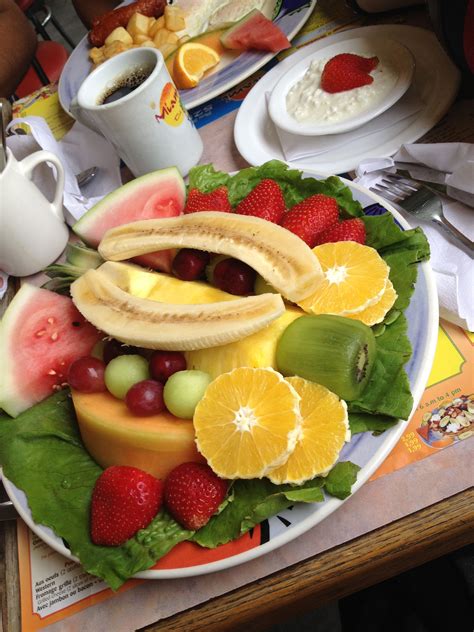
1;3;473;631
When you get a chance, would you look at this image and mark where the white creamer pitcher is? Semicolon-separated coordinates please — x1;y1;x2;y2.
0;148;68;277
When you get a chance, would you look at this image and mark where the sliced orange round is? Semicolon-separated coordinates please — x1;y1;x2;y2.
173;42;220;89
345;278;398;326
298;241;389;316
193;367;301;479
267;377;349;485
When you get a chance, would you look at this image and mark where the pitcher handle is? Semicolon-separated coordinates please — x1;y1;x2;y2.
19;150;65;221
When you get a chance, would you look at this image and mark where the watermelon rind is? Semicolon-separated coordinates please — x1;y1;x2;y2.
73;167;186;248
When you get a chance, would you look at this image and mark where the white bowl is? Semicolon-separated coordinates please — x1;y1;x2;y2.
268;36;415;136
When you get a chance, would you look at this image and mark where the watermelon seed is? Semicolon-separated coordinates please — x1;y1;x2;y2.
72;321;81;327
47;369;57;375
51;332;59;341
35;329;46;337
47;317;55;324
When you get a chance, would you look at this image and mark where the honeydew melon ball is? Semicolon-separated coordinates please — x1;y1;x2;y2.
104;354;150;400
164;370;212;419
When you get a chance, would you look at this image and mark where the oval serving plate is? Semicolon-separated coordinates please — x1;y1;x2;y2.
1;174;438;579
58;0;316;115
268;36;415;136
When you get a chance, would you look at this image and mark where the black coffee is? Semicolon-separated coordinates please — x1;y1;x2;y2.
98;65;152;105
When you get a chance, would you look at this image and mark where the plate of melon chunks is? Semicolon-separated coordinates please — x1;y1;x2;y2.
58;0;316;114
0;162;438;588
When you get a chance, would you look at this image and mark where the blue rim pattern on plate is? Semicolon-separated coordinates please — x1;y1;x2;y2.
1;175;439;579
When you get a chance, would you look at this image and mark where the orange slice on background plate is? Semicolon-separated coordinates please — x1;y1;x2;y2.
345;278;398;327
298;241;389;316
193;367;301;479
267;377;349;485
173;42;221;89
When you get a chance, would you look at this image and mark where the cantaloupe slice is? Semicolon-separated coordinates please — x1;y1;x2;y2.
72;390;204;479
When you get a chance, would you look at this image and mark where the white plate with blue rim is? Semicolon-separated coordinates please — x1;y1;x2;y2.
0;172;439;579
58;0;316;116
268;36;415;136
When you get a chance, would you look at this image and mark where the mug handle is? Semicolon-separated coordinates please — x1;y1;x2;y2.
19;151;65;221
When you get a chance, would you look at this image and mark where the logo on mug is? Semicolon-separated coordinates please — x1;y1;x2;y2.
155;82;185;127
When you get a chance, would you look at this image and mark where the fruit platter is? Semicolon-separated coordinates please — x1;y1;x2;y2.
0;161;437;588
59;0;316;113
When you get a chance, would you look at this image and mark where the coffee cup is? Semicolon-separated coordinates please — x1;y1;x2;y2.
0;148;68;277
71;47;203;177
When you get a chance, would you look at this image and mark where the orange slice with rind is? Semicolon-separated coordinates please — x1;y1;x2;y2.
298;241;389;316
173;42;220;89
345;278;398;326
267;377;349;485
193;367;301;479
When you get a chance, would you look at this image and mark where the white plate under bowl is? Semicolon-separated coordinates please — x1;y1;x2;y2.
1;174;439;580
235;25;460;174
268;36;415;136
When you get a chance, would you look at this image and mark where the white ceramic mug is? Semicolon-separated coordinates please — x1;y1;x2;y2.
71;47;203;177
0;148;68;277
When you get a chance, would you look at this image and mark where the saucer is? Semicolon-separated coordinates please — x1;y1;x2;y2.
234;25;460;174
268;36;415;136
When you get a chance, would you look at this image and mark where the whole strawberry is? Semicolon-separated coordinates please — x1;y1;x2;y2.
321;53;379;94
164;462;228;530
314;218;366;245
235;179;286;223
280;194;339;247
184;186;232;214
91;466;163;546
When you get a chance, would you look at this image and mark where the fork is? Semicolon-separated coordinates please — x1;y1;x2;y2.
370;173;474;257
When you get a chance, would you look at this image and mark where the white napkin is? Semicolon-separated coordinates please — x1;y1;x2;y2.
268;86;424;161
6;116;121;225
355;147;474;332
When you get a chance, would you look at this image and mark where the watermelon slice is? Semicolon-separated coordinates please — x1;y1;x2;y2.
0;285;101;417
220;9;291;53
73;167;186;273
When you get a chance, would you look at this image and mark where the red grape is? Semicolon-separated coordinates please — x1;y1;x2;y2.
125;380;165;416
213;258;256;295
149;351;187;382
68;356;106;393
172;249;210;281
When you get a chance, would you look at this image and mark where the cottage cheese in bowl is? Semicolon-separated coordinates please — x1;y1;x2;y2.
268;37;415;136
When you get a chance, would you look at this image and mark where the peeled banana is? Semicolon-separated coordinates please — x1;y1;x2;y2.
98;212;323;302
70;262;286;350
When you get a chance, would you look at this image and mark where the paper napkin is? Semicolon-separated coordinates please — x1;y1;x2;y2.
6;116;121;225
355;148;474;332
268;87;423;162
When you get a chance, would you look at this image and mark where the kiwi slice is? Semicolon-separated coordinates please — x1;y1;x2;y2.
276;314;376;401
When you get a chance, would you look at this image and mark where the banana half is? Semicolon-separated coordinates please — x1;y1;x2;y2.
98;212;324;303
70;262;286;351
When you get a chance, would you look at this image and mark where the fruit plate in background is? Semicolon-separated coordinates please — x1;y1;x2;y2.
268;36;415;136
235;25;461;174
58;0;316;116
0;175;439;579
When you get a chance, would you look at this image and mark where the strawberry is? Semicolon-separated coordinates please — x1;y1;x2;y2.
91;466;163;546
235;179;286;223
164;462;228;531
279;194;339;247
184;186;232;214
314;218;366;245
321;53;379;94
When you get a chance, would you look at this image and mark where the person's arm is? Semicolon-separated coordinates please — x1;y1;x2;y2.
72;0;121;29
0;0;37;98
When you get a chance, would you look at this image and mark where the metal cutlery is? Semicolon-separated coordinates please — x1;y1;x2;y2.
0;482;17;522
370;173;473;256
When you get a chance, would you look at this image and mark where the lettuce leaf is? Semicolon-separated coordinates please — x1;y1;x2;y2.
349;412;399;435
188;160;364;217
0;392;191;590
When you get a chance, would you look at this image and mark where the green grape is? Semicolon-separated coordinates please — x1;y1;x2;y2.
104;354;150;400
163;370;212;419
